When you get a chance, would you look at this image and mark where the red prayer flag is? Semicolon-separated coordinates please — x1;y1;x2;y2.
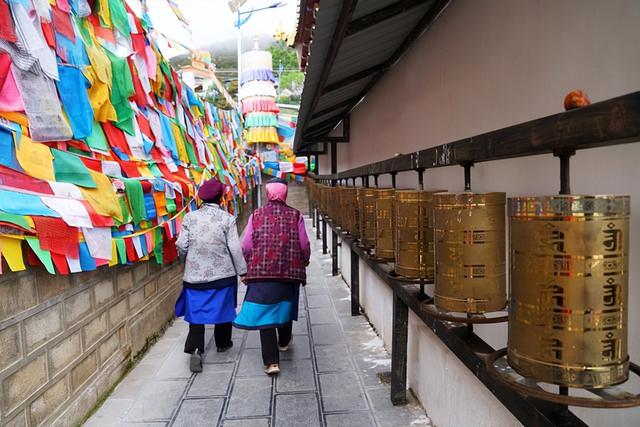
51;252;70;275
52;6;76;42
0;0;17;43
32;216;80;259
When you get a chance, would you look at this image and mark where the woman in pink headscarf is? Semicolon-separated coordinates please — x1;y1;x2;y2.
234;178;310;375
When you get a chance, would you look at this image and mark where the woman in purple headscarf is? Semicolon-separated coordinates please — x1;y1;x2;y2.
234;178;311;375
175;178;247;373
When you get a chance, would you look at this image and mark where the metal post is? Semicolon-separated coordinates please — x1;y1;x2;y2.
332;231;339;276
350;249;360;316
316;213;321;240
322;217;328;254
462;162;473;191
391;290;409;405
391;172;397;189
374;174;379;188
417;168;425;190
554;150;575;195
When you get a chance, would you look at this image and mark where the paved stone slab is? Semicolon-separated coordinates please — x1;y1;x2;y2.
84;398;133;426
124;379;188;422
367;387;433;426
319;372;368;412
307;294;331;308
310;324;343;345
205;341;242;364
245;330;261;349
172;398;224;426
308;307;338;325
154;347;193;380
291;318;308;335
237;347;266;377
276;358;315;392
226;376;272;418
274;393;320;427
314;344;353;373
223;418;270;427
188;368;234;397
280;335;310;361
325;412;376;427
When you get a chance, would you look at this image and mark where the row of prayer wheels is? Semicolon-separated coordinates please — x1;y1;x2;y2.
306;181;629;389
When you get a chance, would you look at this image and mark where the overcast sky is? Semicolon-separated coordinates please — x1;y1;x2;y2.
138;0;298;56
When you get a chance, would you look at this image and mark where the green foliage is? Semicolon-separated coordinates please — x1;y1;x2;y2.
279;71;304;91
268;40;298;71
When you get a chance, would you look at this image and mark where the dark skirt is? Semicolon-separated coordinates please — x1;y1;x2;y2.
233;281;300;330
175;281;238;325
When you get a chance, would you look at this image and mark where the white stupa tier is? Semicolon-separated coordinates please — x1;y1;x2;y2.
241;41;279;145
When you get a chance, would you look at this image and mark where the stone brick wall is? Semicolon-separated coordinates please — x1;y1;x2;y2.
0;260;184;427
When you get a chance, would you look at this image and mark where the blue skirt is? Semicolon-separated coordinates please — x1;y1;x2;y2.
175;283;237;325
233;281;300;330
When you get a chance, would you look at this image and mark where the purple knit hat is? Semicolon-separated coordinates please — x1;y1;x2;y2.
198;178;224;203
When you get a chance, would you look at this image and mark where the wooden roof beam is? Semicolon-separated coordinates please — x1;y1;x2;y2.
345;0;429;37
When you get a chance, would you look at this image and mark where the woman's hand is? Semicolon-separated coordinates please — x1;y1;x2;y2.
240;275;248;285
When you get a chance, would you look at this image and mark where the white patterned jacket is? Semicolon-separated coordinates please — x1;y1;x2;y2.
175;204;247;284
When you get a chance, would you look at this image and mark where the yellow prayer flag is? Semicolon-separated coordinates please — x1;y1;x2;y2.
109;239;118;267
15;135;55;181
80;170;124;222
0;236;26;272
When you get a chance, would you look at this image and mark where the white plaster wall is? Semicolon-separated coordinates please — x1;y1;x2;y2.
359;259;394;354
317;0;640;425
407;311;521;426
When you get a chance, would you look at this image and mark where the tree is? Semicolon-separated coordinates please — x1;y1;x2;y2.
267;40;298;71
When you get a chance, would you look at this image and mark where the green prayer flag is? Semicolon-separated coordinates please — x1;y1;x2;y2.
0;212;33;230
115;238;127;264
108;0;131;36
116;195;133;226
105;50;135;135
25;237;55;274
85;121;109;152
52;149;97;188
166;198;176;214
122;178;146;224
153;227;163;264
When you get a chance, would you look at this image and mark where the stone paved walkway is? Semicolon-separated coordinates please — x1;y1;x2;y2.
86;219;431;427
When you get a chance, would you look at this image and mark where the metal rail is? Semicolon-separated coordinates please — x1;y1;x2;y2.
313;91;640;181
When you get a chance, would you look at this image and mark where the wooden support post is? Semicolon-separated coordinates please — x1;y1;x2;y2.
391;290;409;405
350;249;361;316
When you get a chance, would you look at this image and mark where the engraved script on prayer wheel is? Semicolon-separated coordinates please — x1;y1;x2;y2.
508;195;630;388
434;192;506;313
358;188;378;249
395;191;438;279
375;189;395;260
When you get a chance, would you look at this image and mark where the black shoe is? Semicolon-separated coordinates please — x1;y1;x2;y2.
190;349;203;373
217;341;233;353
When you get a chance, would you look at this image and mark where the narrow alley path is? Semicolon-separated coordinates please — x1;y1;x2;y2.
85;218;430;427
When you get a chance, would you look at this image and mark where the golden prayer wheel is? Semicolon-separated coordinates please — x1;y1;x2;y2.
375;189;395;260
394;190;440;279
434;192;506;313
340;187;357;234
349;188;361;240
508;195;630;388
358;188;378;249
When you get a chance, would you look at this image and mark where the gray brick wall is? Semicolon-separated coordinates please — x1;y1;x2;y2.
0;260;184;427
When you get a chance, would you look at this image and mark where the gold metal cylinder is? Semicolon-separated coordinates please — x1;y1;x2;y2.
358;188;378;248
434;192;507;313
340;187;357;235
394;190;439;279
375;189;395;260
508;195;630;388
351;188;361;240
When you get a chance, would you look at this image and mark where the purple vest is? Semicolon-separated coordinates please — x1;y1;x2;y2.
246;201;306;283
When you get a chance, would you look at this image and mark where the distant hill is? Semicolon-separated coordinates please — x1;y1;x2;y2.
171;34;277;83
